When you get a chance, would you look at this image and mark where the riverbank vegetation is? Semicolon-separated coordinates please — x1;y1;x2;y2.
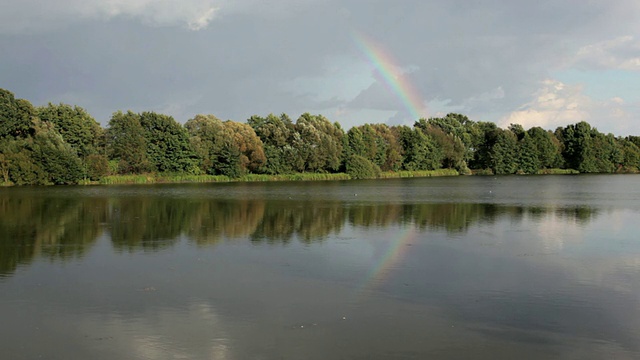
1;88;639;185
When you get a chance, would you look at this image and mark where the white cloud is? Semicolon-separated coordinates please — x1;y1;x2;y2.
573;36;640;71
500;79;637;134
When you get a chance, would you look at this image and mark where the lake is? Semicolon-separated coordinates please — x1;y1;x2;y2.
1;175;640;359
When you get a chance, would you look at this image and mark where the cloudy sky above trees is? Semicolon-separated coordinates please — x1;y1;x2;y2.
1;0;639;135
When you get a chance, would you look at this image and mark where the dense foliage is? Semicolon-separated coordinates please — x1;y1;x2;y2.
1;88;639;185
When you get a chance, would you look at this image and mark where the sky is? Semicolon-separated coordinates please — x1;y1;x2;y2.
1;0;639;135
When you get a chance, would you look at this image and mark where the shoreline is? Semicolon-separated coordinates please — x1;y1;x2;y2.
95;169;460;185
5;168;637;187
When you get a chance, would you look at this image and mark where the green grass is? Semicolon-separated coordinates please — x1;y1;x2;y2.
378;169;459;178
92;168;590;186
97;172;351;185
2;167;626;187
471;168;580;176
157;174;231;183
99;174;158;185
239;173;351;182
536;168;580;175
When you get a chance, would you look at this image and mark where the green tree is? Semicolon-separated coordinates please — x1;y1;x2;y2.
294;113;344;172
516;132;540;174
591;132;621;173
30;119;84;184
247;113;294;174
346;126;367;158
345;124;402;171
185;114;226;174
558;121;598;172
139;111;198;173
488;128;518;174
470;121;498;170
620;138;640;171
394;126;442;171
186;115;266;177
0;138;45;185
527;126;563;169
106;111;152;174
419;124;466;171
508;123;526;140
37;103;104;158
418;113;483;166
346;155;381;179
0;89;35;139
222;120;267;176
627;136;640;149
371;124;403;171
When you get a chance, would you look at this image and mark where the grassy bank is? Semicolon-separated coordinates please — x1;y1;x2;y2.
98;173;352;185
4;168;591;186
99;174;229;185
470;168;580;176
96;170;457;185
378;169;459;178
536;168;580;175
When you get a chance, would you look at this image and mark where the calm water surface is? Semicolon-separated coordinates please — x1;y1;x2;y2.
1;175;640;359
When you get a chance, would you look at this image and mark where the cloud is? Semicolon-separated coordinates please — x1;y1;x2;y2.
0;0;219;33
572;36;640;71
0;0;327;33
347;82;403;112
1;0;640;134
500;79;591;129
500;79;637;134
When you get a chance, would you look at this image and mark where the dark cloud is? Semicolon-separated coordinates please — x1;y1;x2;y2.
1;0;639;131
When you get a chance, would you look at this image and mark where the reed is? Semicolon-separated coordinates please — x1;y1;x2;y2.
378;169;459;178
471;169;495;176
156;174;230;183
99;175;157;185
536;168;580;175
97;172;352;185
240;173;351;182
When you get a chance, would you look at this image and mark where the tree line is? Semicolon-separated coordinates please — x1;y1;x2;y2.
1;88;639;185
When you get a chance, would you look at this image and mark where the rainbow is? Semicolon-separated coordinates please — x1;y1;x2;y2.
356;225;417;296
351;31;428;121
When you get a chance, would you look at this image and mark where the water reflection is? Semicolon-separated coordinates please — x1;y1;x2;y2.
0;188;600;277
1;178;640;359
0;194;107;276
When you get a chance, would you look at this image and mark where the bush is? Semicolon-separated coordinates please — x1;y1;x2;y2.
85;154;109;180
346;155;381;179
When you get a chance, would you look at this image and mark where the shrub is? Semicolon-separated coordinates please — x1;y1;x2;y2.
346;155;381;179
85;154;109;180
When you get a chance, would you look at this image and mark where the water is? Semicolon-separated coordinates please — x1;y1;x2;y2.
1;175;639;359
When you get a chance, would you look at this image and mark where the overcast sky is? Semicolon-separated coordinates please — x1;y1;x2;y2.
1;1;639;135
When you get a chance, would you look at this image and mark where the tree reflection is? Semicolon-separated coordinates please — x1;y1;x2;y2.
187;199;265;246
0;194;107;277
0;189;601;277
110;197;201;252
251;200;346;244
